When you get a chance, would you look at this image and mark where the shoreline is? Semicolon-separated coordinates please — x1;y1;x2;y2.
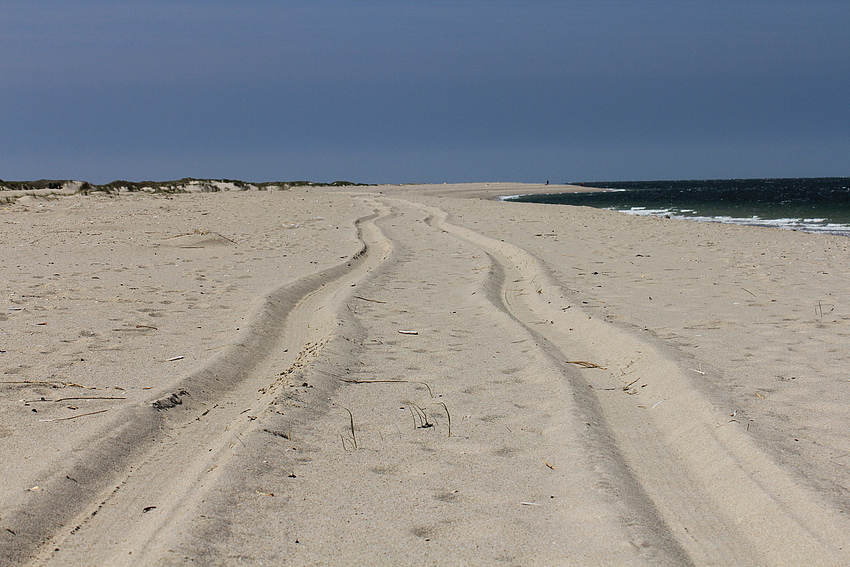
2;184;849;564
503;176;850;239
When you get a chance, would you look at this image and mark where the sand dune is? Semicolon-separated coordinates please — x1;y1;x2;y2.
2;184;849;565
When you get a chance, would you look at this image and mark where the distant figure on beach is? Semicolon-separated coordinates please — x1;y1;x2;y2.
546;180;549;185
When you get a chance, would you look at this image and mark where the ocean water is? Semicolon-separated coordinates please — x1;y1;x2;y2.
505;178;850;237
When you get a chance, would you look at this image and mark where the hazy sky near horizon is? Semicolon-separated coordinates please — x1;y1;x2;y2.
2;0;848;184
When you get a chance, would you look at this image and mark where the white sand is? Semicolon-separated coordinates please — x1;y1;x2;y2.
2;183;849;565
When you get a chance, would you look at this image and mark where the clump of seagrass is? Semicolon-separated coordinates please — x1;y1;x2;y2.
403;400;453;437
406;401;434;430
434;401;451;437
340;406;358;451
339;378;452;438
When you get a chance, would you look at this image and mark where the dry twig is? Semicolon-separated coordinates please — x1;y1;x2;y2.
566;360;607;369
39;409;108;422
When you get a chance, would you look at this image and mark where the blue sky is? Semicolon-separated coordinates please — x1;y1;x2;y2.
1;0;848;184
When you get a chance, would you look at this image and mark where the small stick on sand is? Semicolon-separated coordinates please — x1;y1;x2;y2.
339;378;407;384
54;396;126;402
164;229;237;244
24;396;126;403
353;296;387;303
39;409;108;422
566;360;607;369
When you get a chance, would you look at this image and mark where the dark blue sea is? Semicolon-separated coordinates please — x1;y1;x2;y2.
504;178;850;237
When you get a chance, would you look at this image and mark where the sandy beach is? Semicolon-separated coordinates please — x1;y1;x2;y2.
2;183;850;566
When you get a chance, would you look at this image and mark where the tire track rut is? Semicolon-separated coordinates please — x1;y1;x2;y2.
159;197;690;565
413;198;850;565
18;207;392;566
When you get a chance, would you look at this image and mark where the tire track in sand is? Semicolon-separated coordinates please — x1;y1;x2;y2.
13;206;393;566
414;198;850;565
145;196;691;566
